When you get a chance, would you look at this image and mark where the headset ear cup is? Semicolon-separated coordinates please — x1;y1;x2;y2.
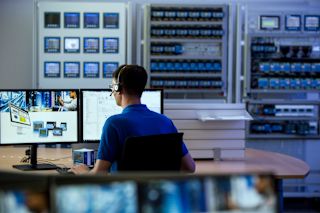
114;84;119;92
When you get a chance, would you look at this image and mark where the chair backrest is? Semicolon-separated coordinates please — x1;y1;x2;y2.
118;133;183;171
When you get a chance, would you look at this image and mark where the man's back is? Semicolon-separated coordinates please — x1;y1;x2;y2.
97;104;188;172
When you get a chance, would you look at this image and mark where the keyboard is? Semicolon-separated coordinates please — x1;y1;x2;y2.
56;167;74;175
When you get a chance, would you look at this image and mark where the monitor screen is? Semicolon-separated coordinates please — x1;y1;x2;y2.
84;38;99;53
64;62;80;78
64;37;80;53
83;62;99;78
44;62;60;78
84;13;99;28
260;16;280;30
81;89;163;142
44;37;60;53
54;181;137;213
103;38;119;53
44;12;60;28
64;12;80;28
103;13;119;28
285;15;301;31
103;62;118;78
0;90;79;145
304;15;320;31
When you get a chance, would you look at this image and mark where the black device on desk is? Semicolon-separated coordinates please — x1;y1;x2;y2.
0;89;80;171
56;167;74;175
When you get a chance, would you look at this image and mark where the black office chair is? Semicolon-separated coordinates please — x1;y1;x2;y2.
118;133;184;171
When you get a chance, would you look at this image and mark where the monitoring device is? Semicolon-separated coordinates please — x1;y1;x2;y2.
304;15;320;31
103;62;118;78
260;16;280;30
44;12;60;28
0;90;79;170
83;62;99;78
44;37;60;53
103;38;119;53
103;13;119;28
44;62;60;78
84;13;99;28
81;89;163;142
64;37;80;53
83;37;99;53
285;15;301;31
64;62;80;78
64;12;80;28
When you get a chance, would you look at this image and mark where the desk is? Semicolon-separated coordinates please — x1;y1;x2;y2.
0;146;309;177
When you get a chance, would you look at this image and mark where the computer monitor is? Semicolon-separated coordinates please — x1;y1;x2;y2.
83;62;99;78
44;12;60;28
83;37;99;53
64;37;80;53
44;37;60;53
64;62;80;78
260;15;280;30
84;12;99;28
103;38;119;53
0;90;79;170
304;15;320;31
81;89;163;142
103;13;119;28
64;12;80;28
44;62;60;78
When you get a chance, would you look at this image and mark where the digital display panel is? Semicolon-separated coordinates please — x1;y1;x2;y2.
103;13;119;28
285;15;301;31
64;62;80;78
83;37;99;53
44;62;60;78
44;12;60;28
83;62;99;78
103;38;119;53
260;16;280;30
103;62;118;78
81;89;162;141
84;13;99;28
44;37;60;53
0;90;79;144
304;15;320;31
64;37;80;53
64;12;80;28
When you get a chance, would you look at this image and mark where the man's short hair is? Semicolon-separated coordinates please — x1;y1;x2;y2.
112;64;148;97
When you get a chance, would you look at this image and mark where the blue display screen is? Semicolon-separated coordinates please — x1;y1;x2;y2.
84;38;99;53
83;62;99;78
103;38;119;53
64;13;80;28
285;15;301;31
304;15;320;31
64;62;80;78
84;13;99;28
103;62;118;78
44;37;60;53
44;62;60;78
103;13;119;28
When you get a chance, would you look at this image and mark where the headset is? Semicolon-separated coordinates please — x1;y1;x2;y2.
110;65;126;96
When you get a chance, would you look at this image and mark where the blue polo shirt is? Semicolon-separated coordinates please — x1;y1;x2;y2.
97;104;188;172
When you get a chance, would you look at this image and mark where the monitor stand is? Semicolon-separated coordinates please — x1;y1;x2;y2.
12;144;57;171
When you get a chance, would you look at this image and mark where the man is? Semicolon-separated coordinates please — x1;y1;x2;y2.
71;64;195;174
58;90;77;111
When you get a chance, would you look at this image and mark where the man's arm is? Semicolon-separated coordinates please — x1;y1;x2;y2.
181;153;196;173
70;159;112;174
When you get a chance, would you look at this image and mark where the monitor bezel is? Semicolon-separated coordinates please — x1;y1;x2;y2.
83;37;100;53
285;14;301;31
44;12;61;28
64;37;80;53
260;15;280;30
44;37;61;53
64;12;80;28
304;15;320;31
83;12;100;29
0;89;80;146
80;88;164;143
63;61;81;78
